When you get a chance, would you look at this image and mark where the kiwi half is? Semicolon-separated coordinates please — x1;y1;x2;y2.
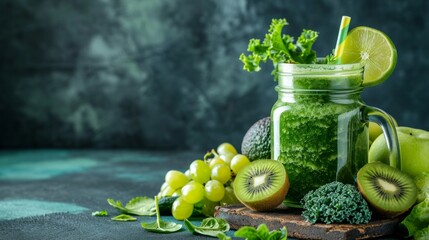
233;159;289;211
357;162;417;218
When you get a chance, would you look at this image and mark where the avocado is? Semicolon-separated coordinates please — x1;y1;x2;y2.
241;117;271;161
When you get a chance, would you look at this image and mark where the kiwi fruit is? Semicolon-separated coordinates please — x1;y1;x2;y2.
357;162;417;218
233;159;289;211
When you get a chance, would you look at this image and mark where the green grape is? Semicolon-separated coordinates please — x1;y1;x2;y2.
172;196;194;220
220;186;240;205
217;142;238;156
189;160;211;183
184;169;192;179
161;185;175;197
230;154;251;174
209;157;226;169
220;153;235;165
181;181;205;204
205;180;225;202
211;164;231;184
160;182;169;192
172;188;182;197
165;170;190;190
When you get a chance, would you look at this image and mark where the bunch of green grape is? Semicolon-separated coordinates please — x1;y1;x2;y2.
157;142;251;220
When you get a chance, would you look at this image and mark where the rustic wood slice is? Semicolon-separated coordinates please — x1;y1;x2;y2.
214;204;403;240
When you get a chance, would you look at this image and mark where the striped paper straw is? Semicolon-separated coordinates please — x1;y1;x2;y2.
334;16;351;63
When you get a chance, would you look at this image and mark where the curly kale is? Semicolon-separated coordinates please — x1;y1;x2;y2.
239;18;336;78
300;181;372;224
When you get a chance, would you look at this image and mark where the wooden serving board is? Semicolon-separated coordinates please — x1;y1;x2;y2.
214;204;403;240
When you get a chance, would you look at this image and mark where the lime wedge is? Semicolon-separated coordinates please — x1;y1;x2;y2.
341;26;397;87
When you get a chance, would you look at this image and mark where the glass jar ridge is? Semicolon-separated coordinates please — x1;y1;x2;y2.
277;62;365;91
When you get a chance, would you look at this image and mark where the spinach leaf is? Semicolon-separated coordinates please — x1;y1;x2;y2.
141;196;182;233
234;224;287;240
184;218;230;237
91;210;108;217
107;196;156;216
111;214;136;222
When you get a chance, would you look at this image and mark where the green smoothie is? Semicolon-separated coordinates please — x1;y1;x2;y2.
240;18;399;205
271;64;368;203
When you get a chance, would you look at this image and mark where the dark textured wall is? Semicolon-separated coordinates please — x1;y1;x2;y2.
1;0;428;150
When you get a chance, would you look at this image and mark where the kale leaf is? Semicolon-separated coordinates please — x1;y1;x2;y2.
300;181;372;224
240;18;332;78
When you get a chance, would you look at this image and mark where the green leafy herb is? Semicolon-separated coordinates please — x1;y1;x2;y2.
401;198;429;237
217;232;232;240
240;18;335;79
91;210;108;217
234;223;287;240
107;196;156;216
415;225;429;240
111;214;136;222
184;218;230;237
141;196;182;233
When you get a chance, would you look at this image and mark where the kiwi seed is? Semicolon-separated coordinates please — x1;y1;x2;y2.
357;162;417;218
233;159;289;211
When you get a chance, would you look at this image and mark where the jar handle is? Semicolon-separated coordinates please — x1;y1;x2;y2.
364;106;401;169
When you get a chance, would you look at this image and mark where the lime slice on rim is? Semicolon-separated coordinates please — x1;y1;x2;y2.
341;26;397;87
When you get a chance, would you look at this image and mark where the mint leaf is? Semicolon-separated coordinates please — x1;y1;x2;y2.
107;196;156;216
92;210;108;217
184;218;230;237
111;214;136;222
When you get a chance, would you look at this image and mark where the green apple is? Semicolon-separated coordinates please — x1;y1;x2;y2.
368;117;398;146
369;122;383;146
415;172;429;203
369;126;429;178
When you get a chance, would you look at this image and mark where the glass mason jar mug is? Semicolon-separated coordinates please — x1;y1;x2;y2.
271;62;400;203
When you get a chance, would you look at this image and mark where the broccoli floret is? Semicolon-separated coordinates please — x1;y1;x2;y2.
300;181;372;224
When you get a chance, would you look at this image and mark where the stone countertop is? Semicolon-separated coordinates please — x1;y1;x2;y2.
0;150;227;240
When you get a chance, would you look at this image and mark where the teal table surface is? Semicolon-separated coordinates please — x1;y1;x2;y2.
0;150;231;240
0;150;405;240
